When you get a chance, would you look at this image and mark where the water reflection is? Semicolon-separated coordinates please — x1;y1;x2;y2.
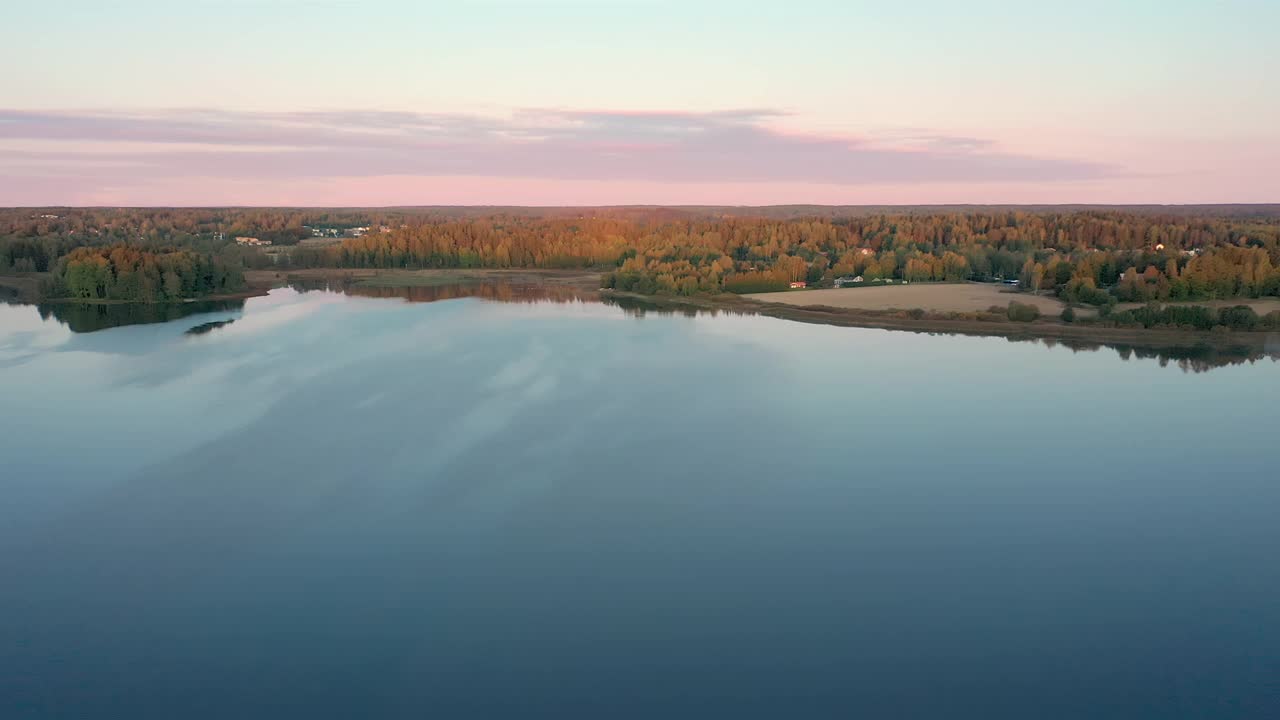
286;275;598;304
34;299;245;334
605;292;1280;374
602;293;756;321
1008;335;1280;374
184;318;237;335
349;281;593;305
14;281;1280;373
4;281;1278;719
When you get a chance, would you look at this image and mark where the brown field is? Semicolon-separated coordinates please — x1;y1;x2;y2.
297;236;347;247
747;283;1070;314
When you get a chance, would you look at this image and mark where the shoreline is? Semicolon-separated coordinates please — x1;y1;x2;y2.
11;267;1278;351
602;289;1280;352
30;288;269;306
244;267;604;291
4;267;602;305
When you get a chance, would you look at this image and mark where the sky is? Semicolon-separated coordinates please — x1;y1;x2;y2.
2;0;1277;206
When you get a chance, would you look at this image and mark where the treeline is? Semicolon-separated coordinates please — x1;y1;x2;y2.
0;207;414;274
42;245;245;301
7;207;1280;305
1091;302;1280;332
284;211;1280;303
288;218;635;270
0;207;402;247
1027;244;1279;309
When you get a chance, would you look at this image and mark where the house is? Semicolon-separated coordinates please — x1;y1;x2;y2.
789;281;807;289
1155;243;1165;251
235;236;271;246
834;275;863;287
859;248;873;256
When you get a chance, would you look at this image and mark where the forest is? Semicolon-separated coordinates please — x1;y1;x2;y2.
40;245;245;302
4;206;1280;308
287;210;1280;305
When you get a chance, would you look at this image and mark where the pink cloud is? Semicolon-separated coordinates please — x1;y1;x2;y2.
0;108;1117;205
7;173;1266;209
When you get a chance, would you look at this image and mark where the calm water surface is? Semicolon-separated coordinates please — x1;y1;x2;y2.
2;286;1278;718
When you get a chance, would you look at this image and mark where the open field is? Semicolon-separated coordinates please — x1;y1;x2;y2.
297;236;347;247
747;283;1071;314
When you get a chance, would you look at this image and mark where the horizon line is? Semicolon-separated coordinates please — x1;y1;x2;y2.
7;202;1280;210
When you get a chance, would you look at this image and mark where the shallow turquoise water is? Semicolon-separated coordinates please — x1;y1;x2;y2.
2;287;1278;718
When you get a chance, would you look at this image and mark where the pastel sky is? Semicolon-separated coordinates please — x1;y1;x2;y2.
2;0;1277;205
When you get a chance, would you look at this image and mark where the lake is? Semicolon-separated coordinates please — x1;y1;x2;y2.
2;285;1279;719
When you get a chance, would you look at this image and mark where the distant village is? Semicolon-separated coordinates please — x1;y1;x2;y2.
305;225;394;239
230;225;395;248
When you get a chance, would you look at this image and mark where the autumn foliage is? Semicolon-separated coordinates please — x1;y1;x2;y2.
5;207;1280;304
289;211;1280;301
44;245;244;301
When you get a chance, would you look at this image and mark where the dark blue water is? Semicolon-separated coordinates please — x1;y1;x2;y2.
2;288;1278;718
